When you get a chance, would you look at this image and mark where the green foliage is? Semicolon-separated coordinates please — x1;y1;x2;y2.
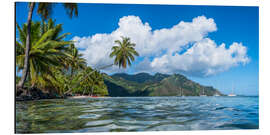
16;3;113;97
16;76;22;85
65;44;87;74
37;3;78;20
49;68;71;95
73;67;108;96
16;19;109;97
16;19;71;89
103;73;223;97
111;72;169;84
110;36;139;68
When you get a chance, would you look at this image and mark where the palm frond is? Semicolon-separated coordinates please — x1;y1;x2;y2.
63;3;78;18
110;36;139;68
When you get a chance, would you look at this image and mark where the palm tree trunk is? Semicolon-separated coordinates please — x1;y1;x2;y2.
91;86;94;96
17;2;35;89
41;19;46;35
82;88;86;95
70;67;74;80
98;64;114;70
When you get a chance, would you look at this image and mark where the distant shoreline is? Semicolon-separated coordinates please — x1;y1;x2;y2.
16;95;259;102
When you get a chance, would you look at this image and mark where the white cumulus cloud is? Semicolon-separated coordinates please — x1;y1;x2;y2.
72;15;249;77
149;38;250;76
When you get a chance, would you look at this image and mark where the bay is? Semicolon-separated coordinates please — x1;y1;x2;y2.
16;96;259;133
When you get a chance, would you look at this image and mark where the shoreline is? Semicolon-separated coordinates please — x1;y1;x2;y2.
67;95;108;99
15;95;109;101
16;95;248;102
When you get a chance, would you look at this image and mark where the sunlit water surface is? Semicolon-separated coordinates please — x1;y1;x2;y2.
16;96;258;133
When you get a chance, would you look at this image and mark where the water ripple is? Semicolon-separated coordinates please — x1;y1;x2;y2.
16;96;259;133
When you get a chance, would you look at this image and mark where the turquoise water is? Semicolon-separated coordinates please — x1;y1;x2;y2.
16;96;259;133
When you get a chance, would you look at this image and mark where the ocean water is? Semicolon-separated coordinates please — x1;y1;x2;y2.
16;96;259;133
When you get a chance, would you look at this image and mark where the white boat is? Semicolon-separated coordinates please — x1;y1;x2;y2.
200;87;207;96
214;93;220;96
228;94;236;96
228;83;237;96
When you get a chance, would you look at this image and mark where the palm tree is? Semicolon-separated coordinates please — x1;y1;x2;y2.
89;70;105;96
16;19;71;88
110;36;139;68
67;44;86;79
59;44;86;94
74;67;108;96
17;2;78;89
65;36;139;96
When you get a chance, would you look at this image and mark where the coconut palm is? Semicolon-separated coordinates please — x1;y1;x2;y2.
110;36;139;68
16;20;71;88
66;44;86;78
49;68;71;95
73;67;108;96
17;2;78;89
89;70;107;96
58;44;86;95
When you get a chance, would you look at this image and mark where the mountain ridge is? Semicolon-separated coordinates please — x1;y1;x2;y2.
103;72;223;97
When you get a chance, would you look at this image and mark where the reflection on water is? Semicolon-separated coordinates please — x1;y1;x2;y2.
16;96;259;133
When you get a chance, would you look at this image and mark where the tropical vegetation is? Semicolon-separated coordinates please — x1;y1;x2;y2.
17;2;79;90
103;72;223;96
16;19;113;97
16;3;140;99
18;2;222;100
16;19;71;89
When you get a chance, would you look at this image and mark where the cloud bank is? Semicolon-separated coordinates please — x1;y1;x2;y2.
72;15;249;77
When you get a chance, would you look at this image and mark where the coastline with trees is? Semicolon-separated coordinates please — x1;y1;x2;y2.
16;2;140;100
16;20;140;100
14;2;259;133
15;3;222;101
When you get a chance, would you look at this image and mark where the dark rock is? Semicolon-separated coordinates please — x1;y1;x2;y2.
16;87;64;101
16;89;23;97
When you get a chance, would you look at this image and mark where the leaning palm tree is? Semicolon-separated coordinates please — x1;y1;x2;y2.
64;36;139;95
17;2;78;89
109;36;139;68
73;67;107;96
89;70;105;96
16;20;72;89
76;36;139;78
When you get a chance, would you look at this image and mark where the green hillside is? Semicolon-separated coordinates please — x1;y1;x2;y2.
103;73;222;97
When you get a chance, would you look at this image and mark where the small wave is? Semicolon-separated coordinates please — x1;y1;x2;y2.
16;96;259;133
217;123;259;129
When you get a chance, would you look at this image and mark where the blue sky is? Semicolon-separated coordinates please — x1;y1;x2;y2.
16;3;259;96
